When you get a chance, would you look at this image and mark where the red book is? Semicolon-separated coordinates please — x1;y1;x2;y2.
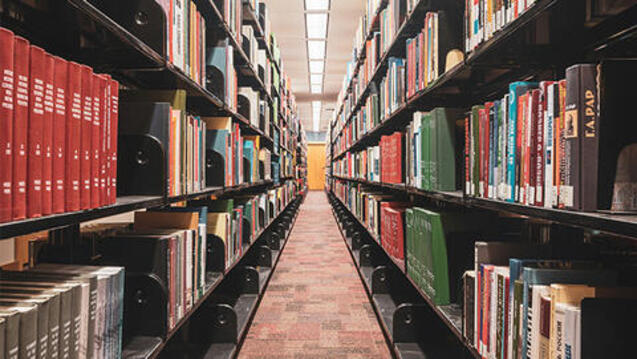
65;62;82;212
97;75;110;206
90;74;103;208
80;65;93;209
385;132;403;184
52;57;68;214
0;28;14;222
380;202;406;272
108;78;119;204
12;36;30;220
27;45;46;218
42;54;55;215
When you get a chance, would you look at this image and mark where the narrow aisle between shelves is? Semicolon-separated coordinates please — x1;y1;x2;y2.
238;191;391;358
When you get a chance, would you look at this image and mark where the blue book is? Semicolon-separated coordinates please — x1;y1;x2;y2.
244;140;255;183
520;267;616;358
506;82;537;202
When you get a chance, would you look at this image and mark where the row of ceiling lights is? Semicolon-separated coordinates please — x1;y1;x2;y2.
305;0;329;131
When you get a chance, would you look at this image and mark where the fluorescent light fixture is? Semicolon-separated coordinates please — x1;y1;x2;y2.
305;0;329;11
306;13;328;39
309;60;324;73
311;84;322;94
307;40;326;59
312;101;322;132
310;73;323;84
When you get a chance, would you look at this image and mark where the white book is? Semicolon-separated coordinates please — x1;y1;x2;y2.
544;84;555;208
529;285;549;359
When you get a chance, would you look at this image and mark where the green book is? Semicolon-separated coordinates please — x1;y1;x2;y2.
471;105;484;195
208;199;234;213
434;108;463;191
405;208;415;283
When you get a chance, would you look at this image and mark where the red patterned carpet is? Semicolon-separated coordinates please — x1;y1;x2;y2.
238;191;391;359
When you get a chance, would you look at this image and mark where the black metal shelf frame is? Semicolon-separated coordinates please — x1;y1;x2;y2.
124;193;303;359
329;175;637;239
0;180;292;240
329;192;480;358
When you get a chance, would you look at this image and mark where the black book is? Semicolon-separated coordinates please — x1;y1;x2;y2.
565;64;597;210
581;60;637;211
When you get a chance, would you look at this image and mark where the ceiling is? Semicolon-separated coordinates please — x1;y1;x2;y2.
263;0;364;132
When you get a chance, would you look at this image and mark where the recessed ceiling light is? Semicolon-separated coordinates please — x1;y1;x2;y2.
312;101;322;132
305;0;330;11
310;73;323;84
307;40;326;59
311;84;323;94
306;13;328;39
309;60;324;73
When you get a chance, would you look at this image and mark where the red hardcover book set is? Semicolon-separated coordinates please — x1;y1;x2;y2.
380;202;407;272
0;26;120;223
380;131;403;184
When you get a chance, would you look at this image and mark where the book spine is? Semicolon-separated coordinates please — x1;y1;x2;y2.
506;85;518;202
556;80;567;208
563;65;592;210
465;116;471;195
91;74;101;208
52;57;68;214
27;45;46;218
108;79;119;205
534;87;544;206
98;75;109;206
578;64;599;211
79;65;93;210
544;83;555;208
42;54;55;216
0;28;15;222
64;62;81;212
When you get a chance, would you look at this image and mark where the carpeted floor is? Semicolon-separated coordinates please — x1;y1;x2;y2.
238;191;391;359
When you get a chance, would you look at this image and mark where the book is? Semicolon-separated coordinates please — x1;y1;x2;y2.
520;267;617;358
0;28;14;223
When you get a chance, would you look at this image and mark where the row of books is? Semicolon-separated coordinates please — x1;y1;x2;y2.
465;60;636;212
207;183;295;269
112;207;208;332
205;116;273;187
332;181;637;359
467;243;637;359
0;264;124;359
118;90;206;197
405;11;453;98
156;0;207;85
464;0;538;52
0;27;120;223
